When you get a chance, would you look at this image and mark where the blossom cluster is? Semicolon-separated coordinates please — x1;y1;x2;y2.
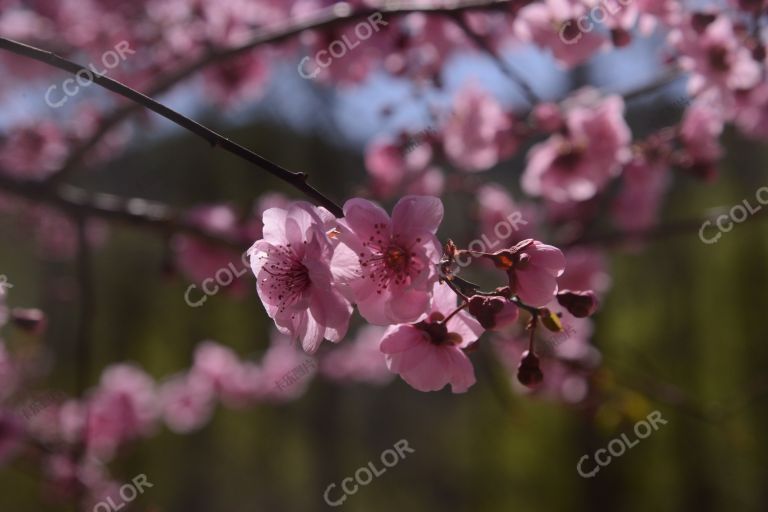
248;195;598;393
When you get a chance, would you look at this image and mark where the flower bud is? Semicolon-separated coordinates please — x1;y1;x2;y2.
517;350;543;388
467;296;518;331
556;290;598;318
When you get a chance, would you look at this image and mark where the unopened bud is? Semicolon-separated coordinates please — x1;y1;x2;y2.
467;296;519;330
611;28;631;47
556;290;598;318
517;350;543;388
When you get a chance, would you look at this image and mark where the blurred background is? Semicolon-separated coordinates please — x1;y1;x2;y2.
1;2;768;511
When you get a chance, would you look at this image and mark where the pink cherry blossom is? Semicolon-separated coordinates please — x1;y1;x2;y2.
258;331;317;401
0;121;67;180
249;201;352;353
84;364;158;459
380;282;483;393
495;240;566;307
320;325;393;385
365;135;435;198
442;84;517;172
522;93;631;202
673;14;761;96
191;341;261;407
159;373;215;434
331;195;443;325
515;0;606;68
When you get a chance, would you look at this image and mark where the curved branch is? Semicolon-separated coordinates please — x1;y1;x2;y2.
0;173;242;250
0;37;344;217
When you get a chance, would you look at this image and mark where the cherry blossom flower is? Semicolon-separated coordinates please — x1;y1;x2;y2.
331;195;443;325
490;240;566;307
159;373;215;434
380;282;483;393
673;15;761;96
320;325;393;385
84;365;158;459
257;331;317;402
365;135;439;198
0;121;67;180
249;201;352;353
522;93;631;202
515;0;606;68
442;85;517;172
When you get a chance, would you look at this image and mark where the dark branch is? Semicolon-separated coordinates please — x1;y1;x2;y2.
0;173;243;250
0;37;344;217
450;13;540;105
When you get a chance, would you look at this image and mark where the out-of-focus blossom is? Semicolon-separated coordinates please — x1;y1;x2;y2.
442;85;518;172
0;122;67;180
522;93;631;202
515;0;606;68
320;325;393;385
159;373;215;434
673;15;760;97
84;365;158;459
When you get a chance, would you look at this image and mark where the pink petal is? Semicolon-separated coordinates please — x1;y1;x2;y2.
391;195;444;237
516;269;559;307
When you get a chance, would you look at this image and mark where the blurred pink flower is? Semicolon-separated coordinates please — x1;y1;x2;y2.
0;121;67;180
174;201;268;298
258;331;317;401
442;85;517;172
515;0;606;68
85;365;158;459
365;136;437;198
320;325;393;385
522;93;631;202
159;373;215;434
673;15;761;95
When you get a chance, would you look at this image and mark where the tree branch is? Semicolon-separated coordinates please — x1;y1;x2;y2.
0;173;242;250
0;37;345;217
449;13;540;105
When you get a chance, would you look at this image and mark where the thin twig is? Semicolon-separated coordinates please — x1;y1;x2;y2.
450;13;540;105
0;37;344;217
0;173;242;250
564;205;767;248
